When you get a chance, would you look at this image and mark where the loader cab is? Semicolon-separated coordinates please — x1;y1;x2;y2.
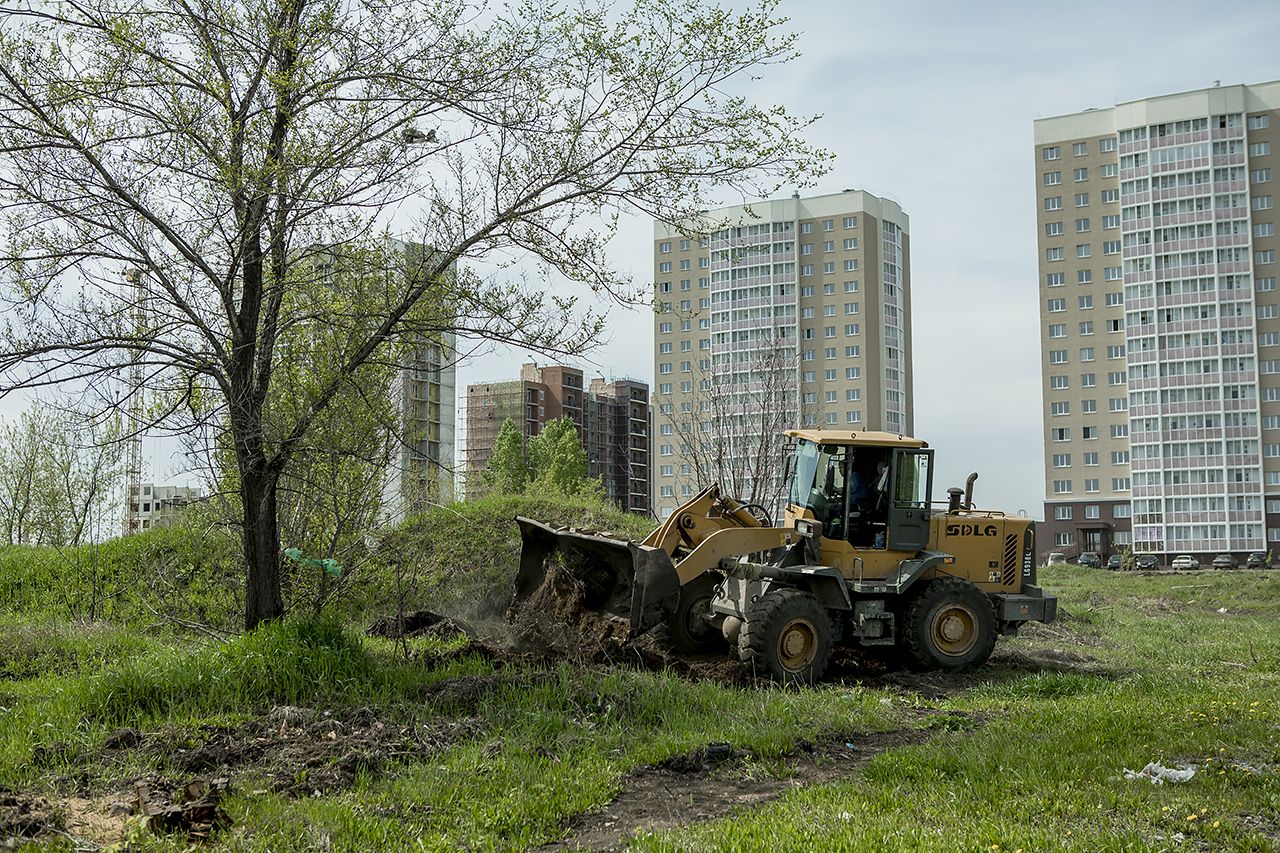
785;431;934;560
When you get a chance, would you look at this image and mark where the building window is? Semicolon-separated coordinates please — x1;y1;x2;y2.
1101;189;1119;203
1075;193;1089;207
1046;221;1063;237
1082;426;1098;440
1099;137;1117;152
1049;323;1067;338
1047;298;1066;312
1051;401;1070;416
1053;480;1072;494
1254;195;1274;211
1046;272;1065;287
1044;171;1062;186
1258;277;1277;292
1054;505;1073;520
1081;398;1096;414
1112;477;1131;491
1045;196;1063;211
1052;428;1070;442
659;241;671;253
1073;168;1088;182
1251;142;1271;157
1055;532;1075;547
1052;453;1071;467
659;262;671;273
1257;250;1276;265
1084;505;1100;519
1078;270;1093;284
1252;168;1272;183
1083;452;1099;466
1102;214;1120;229
1080;346;1095;362
1248;114;1271;130
1072;142;1087;157
1076;218;1090;233
822;219;834;231
843;259;859;271
843;216;857;229
1103;240;1121;254
1043;146;1061;161
800;222;813;234
1100;164;1118;178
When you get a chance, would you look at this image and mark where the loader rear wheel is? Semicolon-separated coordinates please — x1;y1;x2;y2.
903;578;996;672
668;573;726;654
738;588;832;685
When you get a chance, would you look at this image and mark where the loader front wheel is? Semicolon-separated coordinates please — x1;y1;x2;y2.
903;578;996;672
669;573;726;654
739;588;832;685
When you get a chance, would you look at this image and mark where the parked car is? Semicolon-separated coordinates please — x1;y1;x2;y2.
1047;552;1067;566
1106;554;1122;570
1212;554;1237;569
1077;551;1101;568
1134;554;1160;571
1246;551;1272;569
1171;554;1200;570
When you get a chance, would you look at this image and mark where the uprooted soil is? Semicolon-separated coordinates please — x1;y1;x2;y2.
533;728;935;852
84;705;486;797
1;787;61;848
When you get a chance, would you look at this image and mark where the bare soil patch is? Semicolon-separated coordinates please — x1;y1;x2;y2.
85;705;485;798
533;728;932;852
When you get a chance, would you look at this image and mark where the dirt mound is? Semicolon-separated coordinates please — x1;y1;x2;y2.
93;706;485;796
505;561;633;660
367;610;477;641
1;787;60;846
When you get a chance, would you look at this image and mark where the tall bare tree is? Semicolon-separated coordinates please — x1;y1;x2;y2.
0;0;826;628
664;325;807;517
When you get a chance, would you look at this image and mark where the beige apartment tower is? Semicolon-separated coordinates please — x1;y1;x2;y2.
1035;80;1280;561
652;190;913;521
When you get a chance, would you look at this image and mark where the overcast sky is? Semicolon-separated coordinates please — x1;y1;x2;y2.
458;0;1280;519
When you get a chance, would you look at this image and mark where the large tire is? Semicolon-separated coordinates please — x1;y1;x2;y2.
738;588;833;685
668;573;726;654
903;577;997;672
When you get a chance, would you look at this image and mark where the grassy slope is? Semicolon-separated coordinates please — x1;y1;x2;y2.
2;504;1279;850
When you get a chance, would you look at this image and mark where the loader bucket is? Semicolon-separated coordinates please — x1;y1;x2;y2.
513;516;682;637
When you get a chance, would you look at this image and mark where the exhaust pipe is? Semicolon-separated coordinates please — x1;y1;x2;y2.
964;473;978;509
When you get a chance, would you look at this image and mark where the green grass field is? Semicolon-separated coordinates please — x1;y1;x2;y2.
2;551;1278;850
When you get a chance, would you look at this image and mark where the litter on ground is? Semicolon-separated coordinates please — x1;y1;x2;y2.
1122;762;1196;785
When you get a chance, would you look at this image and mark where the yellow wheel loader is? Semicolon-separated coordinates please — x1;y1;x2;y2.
514;430;1057;684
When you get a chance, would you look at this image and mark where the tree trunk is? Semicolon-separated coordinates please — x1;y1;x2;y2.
242;460;284;631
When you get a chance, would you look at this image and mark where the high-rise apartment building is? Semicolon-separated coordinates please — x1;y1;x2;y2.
464;363;651;512
1035;81;1280;560
652;190;913;521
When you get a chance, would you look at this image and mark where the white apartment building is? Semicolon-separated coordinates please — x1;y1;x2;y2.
1036;81;1280;559
652;190;913;521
